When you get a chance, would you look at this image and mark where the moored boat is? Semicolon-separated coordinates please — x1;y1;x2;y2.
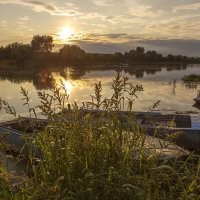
0;111;199;157
61;109;192;128
0;117;47;157
193;91;200;104
144;126;200;152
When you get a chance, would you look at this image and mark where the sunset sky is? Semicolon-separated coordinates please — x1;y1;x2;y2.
0;0;200;56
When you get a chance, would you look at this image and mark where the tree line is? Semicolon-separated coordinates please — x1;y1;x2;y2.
0;35;199;68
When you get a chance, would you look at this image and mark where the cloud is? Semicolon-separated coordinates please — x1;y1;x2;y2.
92;0;122;7
0;0;81;16
142;14;200;40
74;39;200;57
0;0;200;46
81;12;105;20
67;33;144;45
80;12;122;25
127;1;165;17
173;3;200;12
14;15;33;37
18;16;29;21
0;20;8;28
93;0;113;7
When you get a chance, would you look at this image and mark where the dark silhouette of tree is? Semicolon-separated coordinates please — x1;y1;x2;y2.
0;46;4;59
1;42;32;64
0;35;200;67
31;35;54;53
135;47;145;60
59;45;86;63
114;52;124;62
136;47;145;54
146;50;163;62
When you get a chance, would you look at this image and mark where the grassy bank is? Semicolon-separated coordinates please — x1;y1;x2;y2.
0;74;200;200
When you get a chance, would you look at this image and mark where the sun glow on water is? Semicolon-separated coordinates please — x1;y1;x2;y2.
63;80;73;94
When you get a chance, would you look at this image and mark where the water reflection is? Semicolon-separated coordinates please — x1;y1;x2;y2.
60;67;86;80
0;64;197;90
0;64;199;117
33;69;55;90
0;71;33;83
184;83;198;90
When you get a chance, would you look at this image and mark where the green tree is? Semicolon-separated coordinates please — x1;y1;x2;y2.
0;46;4;59
31;35;54;53
59;45;85;63
3;42;32;63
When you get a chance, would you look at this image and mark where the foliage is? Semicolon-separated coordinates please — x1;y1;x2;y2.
59;45;86;63
0;35;200;68
182;74;200;82
31;35;54;53
0;75;200;200
0;42;32;64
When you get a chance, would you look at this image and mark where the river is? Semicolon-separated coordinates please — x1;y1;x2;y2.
0;64;200;127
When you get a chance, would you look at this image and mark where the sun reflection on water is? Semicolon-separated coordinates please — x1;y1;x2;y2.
63;80;73;94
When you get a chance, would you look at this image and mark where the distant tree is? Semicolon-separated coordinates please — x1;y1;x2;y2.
59;45;86;63
31;35;54;53
124;47;146;62
182;56;188;62
167;54;175;62
1;36;199;67
3;42;32;63
128;49;137;60
114;52;123;62
135;46;145;61
136;47;145;54
145;50;163;62
0;46;4;59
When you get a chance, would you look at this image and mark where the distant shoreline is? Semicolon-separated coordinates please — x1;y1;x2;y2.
1;35;200;70
0;59;200;71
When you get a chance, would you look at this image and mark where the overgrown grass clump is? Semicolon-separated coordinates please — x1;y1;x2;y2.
182;74;200;82
0;74;200;200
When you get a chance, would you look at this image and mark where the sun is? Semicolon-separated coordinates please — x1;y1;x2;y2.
58;27;73;40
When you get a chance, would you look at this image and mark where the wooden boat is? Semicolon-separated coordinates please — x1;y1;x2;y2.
0;117;47;157
0;111;199;157
61;109;192;128
144;126;200;152
193;91;200;105
61;109;199;151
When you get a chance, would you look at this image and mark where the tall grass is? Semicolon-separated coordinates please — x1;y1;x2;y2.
0;74;200;200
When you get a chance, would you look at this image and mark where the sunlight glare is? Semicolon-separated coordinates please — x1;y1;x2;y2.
58;27;73;40
64;80;73;94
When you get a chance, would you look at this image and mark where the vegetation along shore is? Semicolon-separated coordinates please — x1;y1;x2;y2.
1;35;200;70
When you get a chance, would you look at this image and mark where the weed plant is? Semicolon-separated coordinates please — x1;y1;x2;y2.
0;74;199;200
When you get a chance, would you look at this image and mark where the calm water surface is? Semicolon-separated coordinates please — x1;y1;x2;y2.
0;64;200;127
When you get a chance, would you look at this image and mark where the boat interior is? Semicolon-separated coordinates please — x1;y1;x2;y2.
0;111;192;135
67;110;192;128
0;118;48;133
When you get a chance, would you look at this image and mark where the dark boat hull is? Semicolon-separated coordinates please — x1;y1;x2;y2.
62;109;192;128
0;113;199;156
144;127;200;152
0;117;47;157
